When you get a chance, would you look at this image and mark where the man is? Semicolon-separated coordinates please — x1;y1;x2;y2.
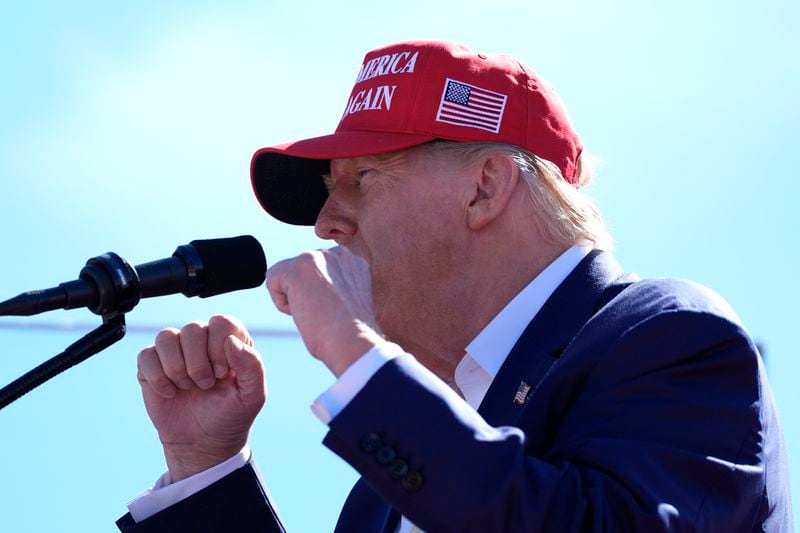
117;40;793;531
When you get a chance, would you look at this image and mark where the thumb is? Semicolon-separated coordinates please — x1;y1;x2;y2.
224;335;266;405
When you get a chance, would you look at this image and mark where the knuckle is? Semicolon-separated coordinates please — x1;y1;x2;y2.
209;314;251;344
155;327;180;345
285;252;324;283
181;320;207;336
265;273;283;295
137;345;156;365
296;251;320;269
266;259;287;280
209;314;237;332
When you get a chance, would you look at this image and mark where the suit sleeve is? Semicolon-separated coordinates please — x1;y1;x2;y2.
322;309;773;532
116;461;286;533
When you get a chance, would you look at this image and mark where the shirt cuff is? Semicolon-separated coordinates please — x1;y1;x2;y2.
126;447;250;522
311;342;405;424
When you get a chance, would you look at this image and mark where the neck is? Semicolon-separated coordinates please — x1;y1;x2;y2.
387;236;570;383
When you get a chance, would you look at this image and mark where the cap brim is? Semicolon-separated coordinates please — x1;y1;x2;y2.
251;130;436;225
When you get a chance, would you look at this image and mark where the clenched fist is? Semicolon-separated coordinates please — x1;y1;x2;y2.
137;314;266;481
266;246;387;377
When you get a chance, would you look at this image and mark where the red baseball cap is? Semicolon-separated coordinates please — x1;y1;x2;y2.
251;40;582;225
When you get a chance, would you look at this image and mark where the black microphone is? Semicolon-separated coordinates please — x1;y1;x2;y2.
0;236;267;317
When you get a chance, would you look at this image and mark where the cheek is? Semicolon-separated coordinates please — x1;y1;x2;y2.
363;187;463;289
370;244;451;341
369;225;457;303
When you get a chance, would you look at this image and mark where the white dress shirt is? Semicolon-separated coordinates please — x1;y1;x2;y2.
128;244;592;531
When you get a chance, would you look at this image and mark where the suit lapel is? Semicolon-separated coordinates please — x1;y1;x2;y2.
477;250;625;427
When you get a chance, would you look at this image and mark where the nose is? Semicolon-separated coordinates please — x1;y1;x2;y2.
314;195;357;242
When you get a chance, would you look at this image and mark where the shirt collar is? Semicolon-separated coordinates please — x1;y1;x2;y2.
463;244;592;379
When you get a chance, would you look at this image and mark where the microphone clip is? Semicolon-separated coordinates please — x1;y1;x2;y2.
0;252;141;410
78;252;142;316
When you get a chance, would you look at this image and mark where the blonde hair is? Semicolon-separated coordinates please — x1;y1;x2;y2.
422;141;614;251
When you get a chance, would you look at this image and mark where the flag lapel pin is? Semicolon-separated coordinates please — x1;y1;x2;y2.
513;381;532;405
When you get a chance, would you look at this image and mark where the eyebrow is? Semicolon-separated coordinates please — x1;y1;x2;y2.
323;151;407;192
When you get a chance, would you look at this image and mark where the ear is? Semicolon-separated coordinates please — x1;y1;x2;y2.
465;153;520;230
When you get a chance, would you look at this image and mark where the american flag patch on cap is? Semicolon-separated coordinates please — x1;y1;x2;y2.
435;78;508;134
513;381;532;405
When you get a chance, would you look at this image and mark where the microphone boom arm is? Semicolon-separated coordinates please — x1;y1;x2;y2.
0;314;127;410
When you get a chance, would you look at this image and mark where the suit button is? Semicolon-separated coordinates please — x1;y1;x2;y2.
402;471;423;492
375;445;396;465
360;433;382;454
388;459;409;479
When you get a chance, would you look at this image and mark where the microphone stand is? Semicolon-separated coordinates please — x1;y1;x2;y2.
0;251;142;411
0;315;126;410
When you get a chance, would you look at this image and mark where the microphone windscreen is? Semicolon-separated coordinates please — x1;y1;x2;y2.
189;236;267;297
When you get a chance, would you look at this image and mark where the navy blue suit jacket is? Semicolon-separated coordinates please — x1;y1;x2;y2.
117;251;793;532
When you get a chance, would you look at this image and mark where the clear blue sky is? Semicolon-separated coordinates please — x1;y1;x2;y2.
0;1;797;531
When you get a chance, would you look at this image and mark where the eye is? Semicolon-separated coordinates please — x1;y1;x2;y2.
355;168;376;189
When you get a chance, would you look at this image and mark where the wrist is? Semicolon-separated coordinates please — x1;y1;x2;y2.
326;326;387;377
163;441;246;482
